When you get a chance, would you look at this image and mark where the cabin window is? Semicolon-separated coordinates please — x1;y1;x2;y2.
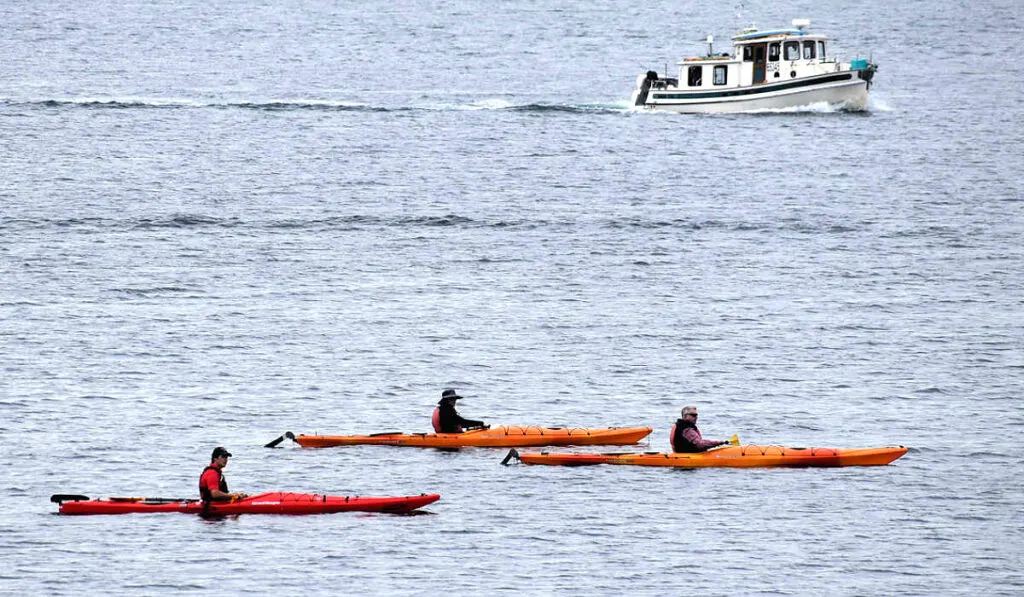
713;65;728;85
784;41;800;61
803;41;816;59
687;65;703;86
818;41;826;59
742;46;754;62
768;43;780;62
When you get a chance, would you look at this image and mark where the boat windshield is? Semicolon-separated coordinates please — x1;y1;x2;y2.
784;41;800;60
802;41;815;59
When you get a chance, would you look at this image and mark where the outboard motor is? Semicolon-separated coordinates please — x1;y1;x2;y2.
860;62;878;88
633;70;659;106
850;59;878;89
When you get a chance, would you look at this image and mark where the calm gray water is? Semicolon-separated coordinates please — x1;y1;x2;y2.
2;0;1022;595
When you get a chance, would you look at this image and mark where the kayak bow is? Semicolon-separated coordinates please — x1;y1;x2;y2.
504;444;908;468
275;426;652;449
52;492;440;515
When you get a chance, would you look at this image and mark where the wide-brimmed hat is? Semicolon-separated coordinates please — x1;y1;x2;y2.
439;388;463;403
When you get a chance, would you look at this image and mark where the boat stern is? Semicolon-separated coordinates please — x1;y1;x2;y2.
632;71;657;106
631;70;678;107
850;58;878;89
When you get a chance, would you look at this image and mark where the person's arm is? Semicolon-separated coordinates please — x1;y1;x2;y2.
207;487;239;501
200;472;247;501
208;488;244;501
455;413;487;429
682;427;726;451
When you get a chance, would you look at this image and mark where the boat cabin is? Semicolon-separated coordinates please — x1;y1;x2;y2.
674;19;837;90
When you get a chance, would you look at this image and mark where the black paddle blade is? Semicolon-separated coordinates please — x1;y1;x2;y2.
265;431;298;448
500;449;520;466
51;494;90;503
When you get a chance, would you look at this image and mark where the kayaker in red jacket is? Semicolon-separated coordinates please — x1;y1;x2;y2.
670;406;730;452
199;447;247;502
432;389;488;433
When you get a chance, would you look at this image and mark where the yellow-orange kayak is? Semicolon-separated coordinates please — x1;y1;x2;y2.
507;444;908;467
273;426;652;449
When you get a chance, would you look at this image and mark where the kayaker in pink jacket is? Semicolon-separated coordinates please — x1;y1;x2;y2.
670;406;730;452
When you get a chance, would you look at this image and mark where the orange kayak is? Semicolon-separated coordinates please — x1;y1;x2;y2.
278;426;652;449
507;444;908;467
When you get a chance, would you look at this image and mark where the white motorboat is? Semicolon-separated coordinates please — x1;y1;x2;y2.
631;19;877;113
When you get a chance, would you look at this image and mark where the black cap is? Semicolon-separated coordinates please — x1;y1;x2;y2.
211;447;232;459
440;388;463;402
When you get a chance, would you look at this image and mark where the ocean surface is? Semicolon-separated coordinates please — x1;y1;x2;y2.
2;0;1022;595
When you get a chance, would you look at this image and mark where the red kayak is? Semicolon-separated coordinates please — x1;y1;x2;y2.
52;492;440;515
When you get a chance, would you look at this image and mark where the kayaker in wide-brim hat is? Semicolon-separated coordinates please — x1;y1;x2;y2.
432;388;488;433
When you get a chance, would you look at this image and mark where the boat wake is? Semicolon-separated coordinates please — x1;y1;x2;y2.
0;96;626;115
715;100;878;116
3;95;881;116
627;99;886;117
867;96;894;112
744;101;845;114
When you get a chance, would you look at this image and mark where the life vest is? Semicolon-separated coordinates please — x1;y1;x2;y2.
199;465;229;502
432;405;464;433
670;418;701;453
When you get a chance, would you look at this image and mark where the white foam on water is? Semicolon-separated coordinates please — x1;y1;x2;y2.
261;98;370;108
51;96;205;107
743;101;841;114
868;96;894;112
461;97;517;110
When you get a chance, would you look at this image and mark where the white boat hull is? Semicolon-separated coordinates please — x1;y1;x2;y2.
636;78;869;114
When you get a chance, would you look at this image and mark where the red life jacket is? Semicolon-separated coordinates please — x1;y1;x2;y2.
432;406;464;433
199;465;229;502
